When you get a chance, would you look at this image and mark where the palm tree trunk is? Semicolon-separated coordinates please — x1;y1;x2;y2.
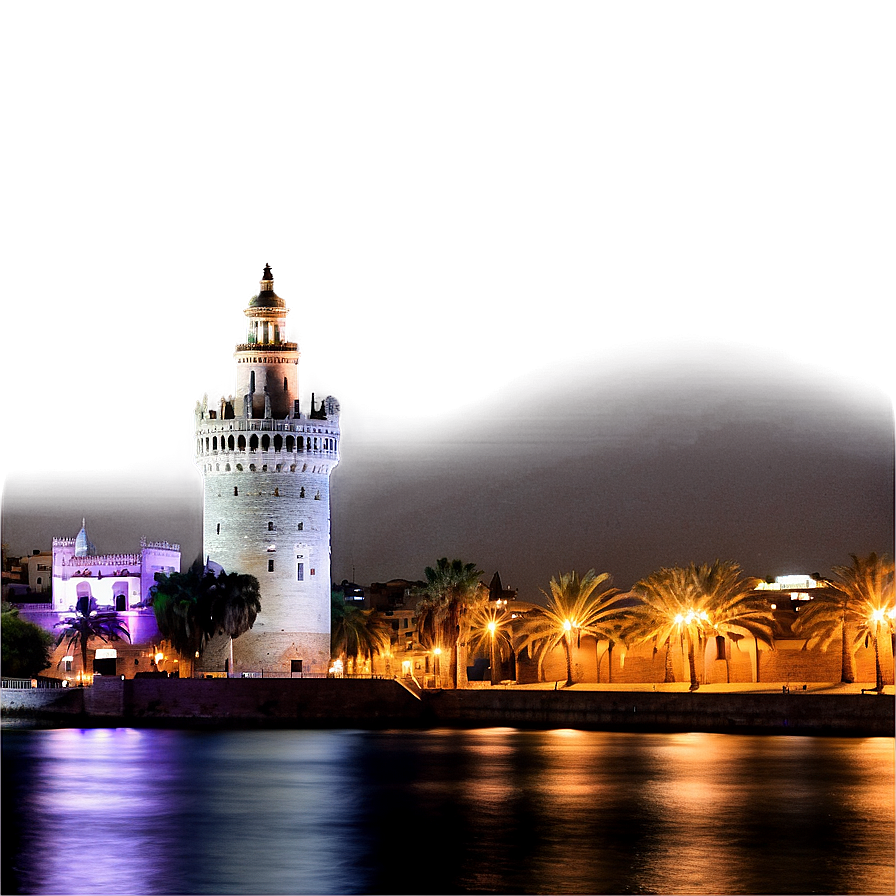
564;635;574;687
874;635;883;692
80;634;89;685
663;638;675;683
752;635;760;683
687;636;699;691
841;619;855;683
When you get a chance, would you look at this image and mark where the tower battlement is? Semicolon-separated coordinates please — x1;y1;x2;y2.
194;264;340;675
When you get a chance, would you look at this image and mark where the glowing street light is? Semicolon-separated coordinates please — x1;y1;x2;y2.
433;647;442;687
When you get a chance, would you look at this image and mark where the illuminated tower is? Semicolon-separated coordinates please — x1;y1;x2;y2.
194;264;340;674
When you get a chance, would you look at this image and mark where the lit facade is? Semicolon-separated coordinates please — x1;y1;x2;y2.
194;264;340;674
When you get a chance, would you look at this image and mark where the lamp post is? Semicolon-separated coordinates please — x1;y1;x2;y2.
487;621;498;685
869;608;888;693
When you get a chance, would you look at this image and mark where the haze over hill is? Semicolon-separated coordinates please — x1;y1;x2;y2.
2;347;892;600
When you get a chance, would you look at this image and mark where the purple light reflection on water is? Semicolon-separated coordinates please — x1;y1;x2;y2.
2;727;894;895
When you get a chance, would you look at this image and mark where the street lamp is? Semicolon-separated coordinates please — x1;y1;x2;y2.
487;621;498;684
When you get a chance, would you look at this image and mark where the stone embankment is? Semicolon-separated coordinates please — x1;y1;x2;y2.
2;678;893;735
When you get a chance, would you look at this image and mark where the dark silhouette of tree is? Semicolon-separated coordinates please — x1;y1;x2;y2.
150;560;260;675
330;593;390;674
54;596;131;683
414;558;485;688
1;602;53;678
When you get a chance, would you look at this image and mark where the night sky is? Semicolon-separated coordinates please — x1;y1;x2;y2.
2;5;893;601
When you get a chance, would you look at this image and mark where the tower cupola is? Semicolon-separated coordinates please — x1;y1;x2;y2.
74;518;97;557
248;263;286;310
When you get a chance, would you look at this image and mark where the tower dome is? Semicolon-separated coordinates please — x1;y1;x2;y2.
74;518;97;557
247;263;286;309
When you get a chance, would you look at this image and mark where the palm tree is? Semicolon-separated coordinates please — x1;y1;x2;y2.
515;570;624;687
331;594;391;675
795;553;894;688
692;560;773;684
629;561;770;690
627;567;695;686
54;596;131;684
414;558;485;688
207;571;261;638
150;560;261;675
467;602;514;684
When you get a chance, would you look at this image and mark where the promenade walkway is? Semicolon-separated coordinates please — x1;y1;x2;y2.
506;681;895;696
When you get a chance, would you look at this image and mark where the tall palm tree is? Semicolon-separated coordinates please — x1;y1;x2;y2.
150;560;261;675
54;596;131;683
795;553;894;687
515;570;624;687
331;594;391;675
627;567;696;686
692;560;773;684
208;571;262;640
414;558;485;688
467;602;514;684
629;561;770;690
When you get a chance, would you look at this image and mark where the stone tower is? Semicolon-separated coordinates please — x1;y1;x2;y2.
194;264;340;674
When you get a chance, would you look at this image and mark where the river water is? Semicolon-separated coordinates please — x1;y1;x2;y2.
2;726;893;895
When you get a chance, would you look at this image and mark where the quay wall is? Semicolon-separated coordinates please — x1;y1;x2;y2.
2;680;893;735
0;678;424;726
425;688;895;735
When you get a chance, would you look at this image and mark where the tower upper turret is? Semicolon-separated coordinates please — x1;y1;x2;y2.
243;263;290;343
247;263;287;311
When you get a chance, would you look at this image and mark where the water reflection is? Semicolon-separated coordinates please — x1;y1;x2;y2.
2;727;893;895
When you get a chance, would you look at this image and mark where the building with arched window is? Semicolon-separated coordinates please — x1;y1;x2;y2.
50;518;180;612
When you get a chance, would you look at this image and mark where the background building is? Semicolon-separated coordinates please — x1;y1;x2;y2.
3;519;179;683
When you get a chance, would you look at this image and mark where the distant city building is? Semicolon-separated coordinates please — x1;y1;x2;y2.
194;264;340;675
756;574;821;607
20;551;52;593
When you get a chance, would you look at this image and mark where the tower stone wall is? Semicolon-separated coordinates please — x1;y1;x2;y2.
194;265;340;674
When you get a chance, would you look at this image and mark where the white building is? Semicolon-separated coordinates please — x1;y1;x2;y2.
7;520;181;682
52;519;180;612
194;264;340;675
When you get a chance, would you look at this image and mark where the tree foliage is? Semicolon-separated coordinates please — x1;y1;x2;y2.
794;553;895;687
514;570;625;687
628;561;769;690
54;596;131;679
150;560;261;663
1;603;54;678
467;602;515;684
414;558;486;688
330;593;391;673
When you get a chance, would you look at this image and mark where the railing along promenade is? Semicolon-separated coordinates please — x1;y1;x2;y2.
1;677;65;689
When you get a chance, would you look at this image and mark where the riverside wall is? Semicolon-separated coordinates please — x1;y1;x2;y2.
2;679;893;735
424;688;895;735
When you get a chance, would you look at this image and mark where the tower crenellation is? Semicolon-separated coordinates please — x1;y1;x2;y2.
194;264;340;675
